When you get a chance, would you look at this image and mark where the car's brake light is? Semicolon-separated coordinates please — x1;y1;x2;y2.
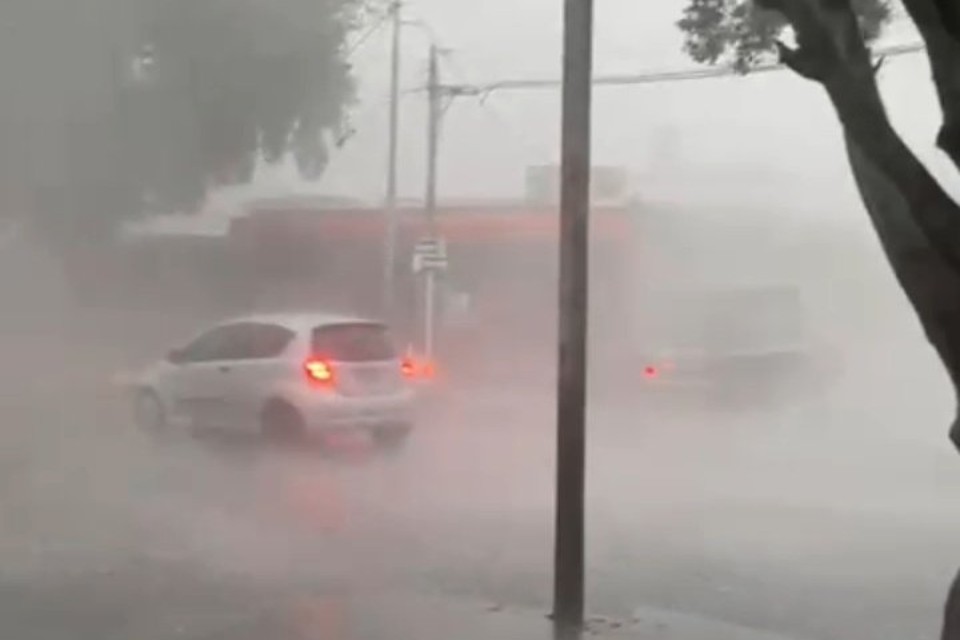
305;359;335;386
422;361;436;379
643;365;660;379
400;354;437;380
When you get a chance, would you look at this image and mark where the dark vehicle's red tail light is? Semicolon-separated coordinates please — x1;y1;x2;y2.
420;360;436;379
401;354;436;380
643;365;660;379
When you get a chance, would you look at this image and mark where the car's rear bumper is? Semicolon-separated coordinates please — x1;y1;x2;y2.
637;365;818;408
294;390;416;432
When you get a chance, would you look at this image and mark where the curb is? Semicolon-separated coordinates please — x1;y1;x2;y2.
319;595;808;640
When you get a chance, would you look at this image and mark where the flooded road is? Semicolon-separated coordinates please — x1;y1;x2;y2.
0;319;958;640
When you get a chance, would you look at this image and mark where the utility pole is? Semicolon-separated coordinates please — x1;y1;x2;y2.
383;0;402;317
553;0;593;636
422;43;441;360
425;44;440;233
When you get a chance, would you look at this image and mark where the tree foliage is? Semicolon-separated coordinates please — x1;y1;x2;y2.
138;0;365;213
0;0;369;241
678;0;891;71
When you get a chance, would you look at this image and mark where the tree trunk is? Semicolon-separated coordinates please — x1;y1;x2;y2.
825;76;960;268
945;562;960;640
765;2;960;635
844;130;960;438
901;0;960;171
841;96;960;640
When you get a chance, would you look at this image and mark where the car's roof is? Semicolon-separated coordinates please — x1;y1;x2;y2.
220;311;386;332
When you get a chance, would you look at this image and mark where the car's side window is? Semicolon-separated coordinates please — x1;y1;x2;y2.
237;323;296;360
210;325;260;361
176;323;294;363
177;326;238;363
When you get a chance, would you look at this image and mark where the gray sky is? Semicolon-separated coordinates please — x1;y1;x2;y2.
230;0;955;228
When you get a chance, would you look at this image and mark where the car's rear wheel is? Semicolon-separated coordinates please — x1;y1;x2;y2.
261;400;305;444
134;390;166;433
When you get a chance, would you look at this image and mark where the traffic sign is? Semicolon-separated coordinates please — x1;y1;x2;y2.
412;236;448;274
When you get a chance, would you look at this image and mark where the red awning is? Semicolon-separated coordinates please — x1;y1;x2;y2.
231;204;631;245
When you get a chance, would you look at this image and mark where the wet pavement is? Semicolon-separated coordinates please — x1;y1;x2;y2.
0;315;958;640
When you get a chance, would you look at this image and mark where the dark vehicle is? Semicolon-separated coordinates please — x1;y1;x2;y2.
636;284;825;406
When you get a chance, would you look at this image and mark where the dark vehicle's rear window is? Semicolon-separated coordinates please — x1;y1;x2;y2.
311;323;396;361
640;288;804;353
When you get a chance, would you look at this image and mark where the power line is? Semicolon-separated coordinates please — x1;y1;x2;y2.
398;5;449;50
436;45;554;159
418;41;926;96
375;20;928;184
361;23;926;163
344;9;393;59
474;96;556;164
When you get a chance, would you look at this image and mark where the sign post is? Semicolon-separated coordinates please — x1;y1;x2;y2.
412;236;448;359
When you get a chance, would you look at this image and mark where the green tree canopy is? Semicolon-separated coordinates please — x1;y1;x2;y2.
138;0;365;213
678;0;891;71
0;0;370;242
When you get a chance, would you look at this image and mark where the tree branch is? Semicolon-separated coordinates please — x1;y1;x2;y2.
872;55;885;75
765;0;960;275
774;40;828;80
942;566;960;640
758;0;843;79
901;0;960;172
765;1;960;452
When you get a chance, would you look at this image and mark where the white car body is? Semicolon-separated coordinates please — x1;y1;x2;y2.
131;312;416;440
629;284;829;404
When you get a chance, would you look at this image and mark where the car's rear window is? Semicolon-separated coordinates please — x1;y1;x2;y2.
311;323;396;362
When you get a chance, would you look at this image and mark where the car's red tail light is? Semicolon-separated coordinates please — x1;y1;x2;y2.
643;365;660;379
305;359;335;387
421;361;437;379
400;354;437;380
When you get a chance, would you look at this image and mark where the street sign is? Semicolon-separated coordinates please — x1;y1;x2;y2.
412;237;448;274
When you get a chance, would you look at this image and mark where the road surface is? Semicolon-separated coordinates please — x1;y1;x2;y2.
1;321;960;640
0;286;958;640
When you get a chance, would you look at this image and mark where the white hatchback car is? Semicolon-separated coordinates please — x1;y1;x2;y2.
130;312;417;447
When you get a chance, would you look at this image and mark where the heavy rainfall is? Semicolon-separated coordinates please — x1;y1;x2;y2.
0;0;958;639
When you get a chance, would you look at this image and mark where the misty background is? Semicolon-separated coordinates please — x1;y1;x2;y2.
1;1;960;640
201;0;956;211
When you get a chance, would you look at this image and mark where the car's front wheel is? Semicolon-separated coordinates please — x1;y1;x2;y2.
134;389;166;433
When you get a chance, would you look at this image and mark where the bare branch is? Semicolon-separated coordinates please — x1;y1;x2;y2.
774;40;828;80
762;0;870;83
759;0;960;273
872;55;886;75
